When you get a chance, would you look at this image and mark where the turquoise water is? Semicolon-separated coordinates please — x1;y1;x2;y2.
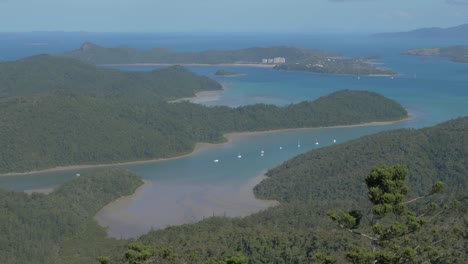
0;34;467;237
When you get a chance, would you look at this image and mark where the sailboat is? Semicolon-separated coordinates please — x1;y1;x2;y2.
297;140;301;148
237;153;242;159
315;138;319;145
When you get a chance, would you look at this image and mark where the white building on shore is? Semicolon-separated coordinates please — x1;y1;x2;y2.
261;57;286;64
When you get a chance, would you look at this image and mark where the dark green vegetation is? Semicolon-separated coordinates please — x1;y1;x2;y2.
374;23;468;38
328;165;451;263
214;69;241;76
403;45;468;63
62;42;394;76
103;118;465;263
0;56;407;174
0;169;143;264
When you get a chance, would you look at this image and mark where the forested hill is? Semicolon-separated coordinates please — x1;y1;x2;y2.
403;45;468;63
0;55;222;101
61;42;395;76
255;117;467;204
0;88;407;174
119;118;466;264
0;169;143;264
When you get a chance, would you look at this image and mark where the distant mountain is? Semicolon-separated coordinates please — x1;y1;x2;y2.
374;23;468;38
403;45;468;63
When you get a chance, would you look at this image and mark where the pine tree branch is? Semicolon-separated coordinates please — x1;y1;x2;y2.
339;224;379;241
402;195;428;205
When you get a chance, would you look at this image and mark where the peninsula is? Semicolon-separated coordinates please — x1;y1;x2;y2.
61;42;396;76
0;55;407;174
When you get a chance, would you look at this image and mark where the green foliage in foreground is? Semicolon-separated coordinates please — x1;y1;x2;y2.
0;169;143;264
328;165;455;263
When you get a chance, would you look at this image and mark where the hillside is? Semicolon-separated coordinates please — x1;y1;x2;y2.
0;89;407;174
61;42;395;76
374;23;468;38
403;45;468;63
120;117;466;263
0;55;222;101
0;169;143;264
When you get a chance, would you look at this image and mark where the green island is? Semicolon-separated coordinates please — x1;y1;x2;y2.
0;118;465;263
0;55;407;174
214;69;242;76
61;42;396;76
403;45;468;63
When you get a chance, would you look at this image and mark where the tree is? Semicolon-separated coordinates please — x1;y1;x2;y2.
327;165;458;264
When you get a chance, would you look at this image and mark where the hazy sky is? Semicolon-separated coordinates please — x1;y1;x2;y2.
0;0;467;33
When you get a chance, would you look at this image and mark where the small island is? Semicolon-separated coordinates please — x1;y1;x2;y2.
62;42;396;76
214;69;242;77
403;45;468;63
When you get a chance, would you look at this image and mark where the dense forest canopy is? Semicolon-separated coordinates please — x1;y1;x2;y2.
0;169;142;264
0;56;407;174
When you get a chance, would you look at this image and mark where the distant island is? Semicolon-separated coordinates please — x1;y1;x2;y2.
61;42;396;76
374;23;468;38
214;69;242;76
403;45;468;63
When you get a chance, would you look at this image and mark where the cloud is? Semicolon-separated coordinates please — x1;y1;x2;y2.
446;0;468;4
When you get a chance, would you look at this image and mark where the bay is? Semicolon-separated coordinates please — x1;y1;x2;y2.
0;33;467;238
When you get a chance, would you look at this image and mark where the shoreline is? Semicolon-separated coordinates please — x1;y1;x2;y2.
0;115;412;178
95;173;278;239
100;63;276;68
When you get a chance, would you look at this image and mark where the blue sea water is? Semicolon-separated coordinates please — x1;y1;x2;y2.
0;33;467;237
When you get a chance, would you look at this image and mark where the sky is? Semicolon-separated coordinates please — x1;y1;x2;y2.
0;0;467;33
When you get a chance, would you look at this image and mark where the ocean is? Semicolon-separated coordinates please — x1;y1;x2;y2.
0;32;467;238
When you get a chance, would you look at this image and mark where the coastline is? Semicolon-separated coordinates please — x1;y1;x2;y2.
0;115;412;178
100;63;276;68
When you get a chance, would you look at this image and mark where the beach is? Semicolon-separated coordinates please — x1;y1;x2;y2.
2;115;412;179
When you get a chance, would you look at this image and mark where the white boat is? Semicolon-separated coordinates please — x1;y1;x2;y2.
213;159;219;163
297;140;301;148
261;149;265;154
279;146;283;150
333;139;337;143
315;138;319;145
237;154;242;159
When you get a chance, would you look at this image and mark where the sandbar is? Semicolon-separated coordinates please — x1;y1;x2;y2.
95;173;278;239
